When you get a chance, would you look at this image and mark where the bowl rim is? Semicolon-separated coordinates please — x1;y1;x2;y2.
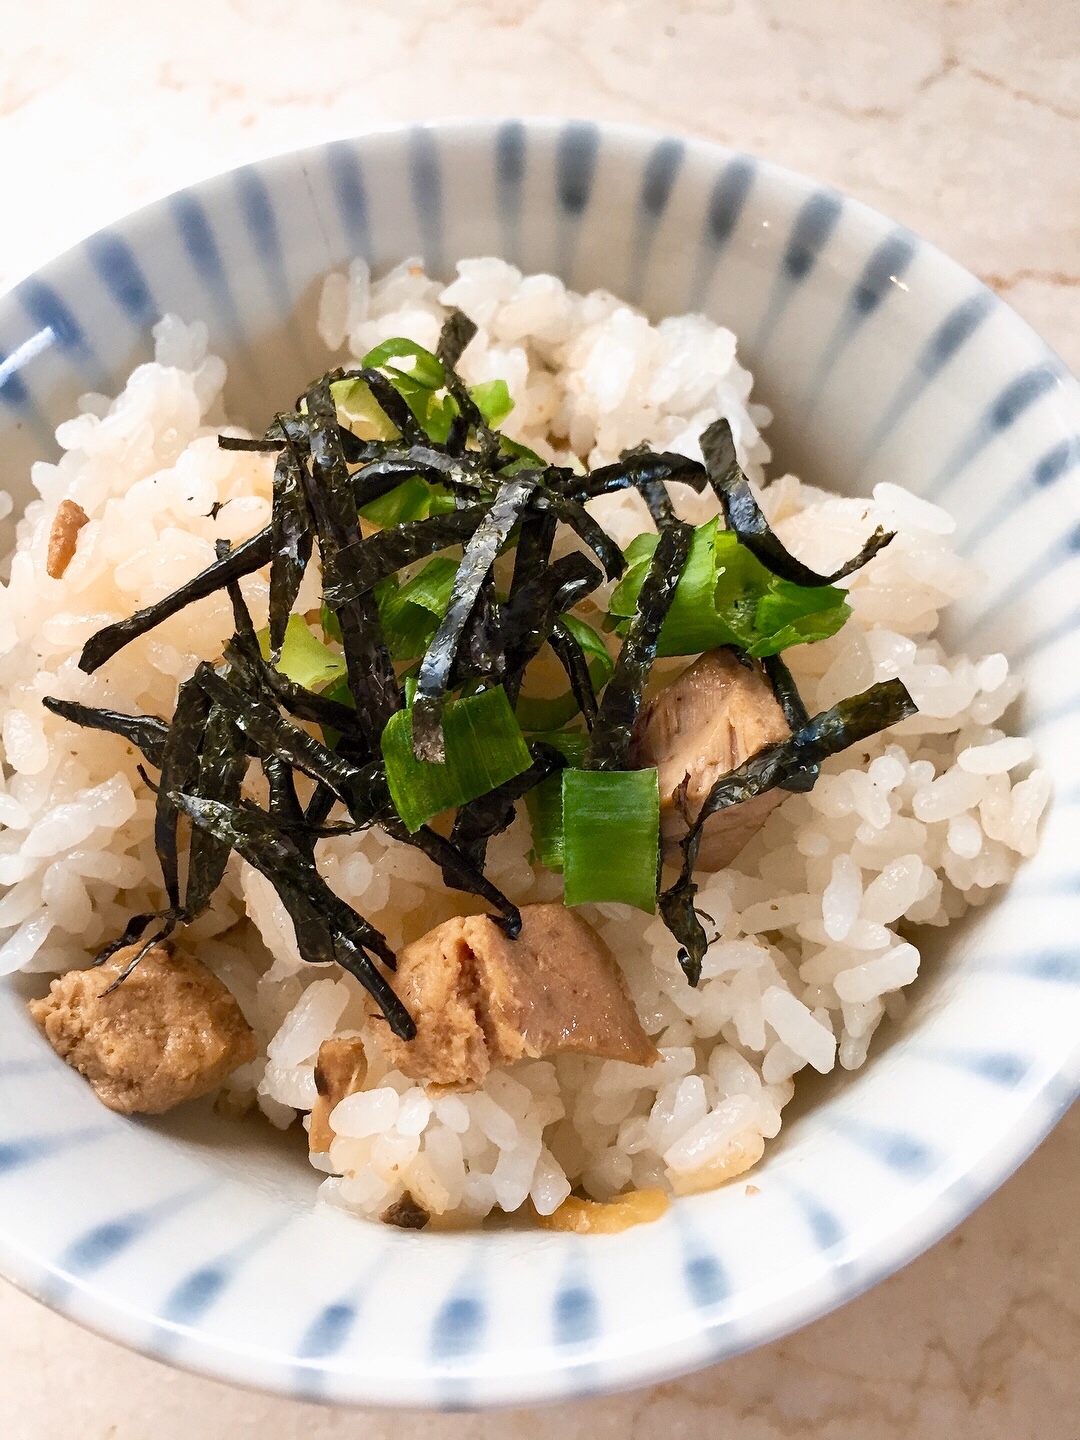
0;113;1078;1409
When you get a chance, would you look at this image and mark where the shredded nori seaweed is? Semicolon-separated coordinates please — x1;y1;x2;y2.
40;697;170;769
586;522;694;770
78;526;273;673
660;678;918;984
412;474;539;762
701;419;895;586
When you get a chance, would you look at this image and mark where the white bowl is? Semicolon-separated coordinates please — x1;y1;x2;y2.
0;119;1078;1408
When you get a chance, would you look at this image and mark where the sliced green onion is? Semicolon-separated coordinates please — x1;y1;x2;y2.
330;378;398;439
376;556;459;660
523;728;590;871
515;615;614;731
468;379;514;427
258;615;347;692
360;475;456;528
361;338;445;389
526;772;567;872
381;686;533;832
609;519;850;658
561;768;660;911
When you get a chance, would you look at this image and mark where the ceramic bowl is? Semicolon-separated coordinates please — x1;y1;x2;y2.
0;119;1078;1409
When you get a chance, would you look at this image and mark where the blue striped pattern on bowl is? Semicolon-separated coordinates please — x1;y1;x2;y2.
0;119;1078;1408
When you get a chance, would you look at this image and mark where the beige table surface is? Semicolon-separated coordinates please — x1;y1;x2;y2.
1;2;1077;1436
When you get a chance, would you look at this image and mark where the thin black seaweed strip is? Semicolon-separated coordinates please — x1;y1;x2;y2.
154;676;212;912
194;663;386;822
301;384;400;742
436;309;478;370
566;450;708;500
321;507;488;609
660;678;918;984
176;791;398;970
447;742;568;876
354;367;429;445
447;576;505;689
99;920;179;995
637;476;678;529
175;793;412;1033
530;492;626;580
380;815;522;937
500;552;604;707
701;419;894;586
548;621;600;729
507;510;557;604
218;435;286;452
412;474;539;762
436;312;503;465
40;697;169;770
91;911;162;966
761;652;812;733
183;703;249;919
78;526;273;673
586;522;694;771
265;416;315;657
223;629;362;738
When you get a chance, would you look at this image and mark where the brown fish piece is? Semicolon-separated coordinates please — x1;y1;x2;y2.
29;941;255;1115
376;903;657;1090
632;646;792;870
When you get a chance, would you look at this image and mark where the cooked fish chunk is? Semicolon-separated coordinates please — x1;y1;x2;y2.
308;1035;368;1154
376;903;657;1090
632;646;792;870
29;941;256;1115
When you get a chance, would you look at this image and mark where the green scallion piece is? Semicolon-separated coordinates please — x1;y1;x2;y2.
258;615;347;693
608;519;850;658
468;378;514;427
381;685;533;832
561;768;660;911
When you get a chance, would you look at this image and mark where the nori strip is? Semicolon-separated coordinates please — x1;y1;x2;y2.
412;474;539;762
266;419;315;658
567;450;708;499
301;381;400;742
531;492;626;580
194;663;388;824
436;309;478;371
183;703;249;920
40;697;169;770
660;678;918;984
154;676;212;912
174;793;413;1035
380;815;522;936
586;522;694;770
761;651;812;733
447;741;567;874
548;620;600;729
218;435;286;452
322;507;489;609
500;552;604;706
507;509;557;604
78;525;273;673
701;419;895;586
222;629;362;739
355;367;429;446
447;575;505;688
760;651;818;791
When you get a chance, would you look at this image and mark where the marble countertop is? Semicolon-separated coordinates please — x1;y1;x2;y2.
1;1;1077;1435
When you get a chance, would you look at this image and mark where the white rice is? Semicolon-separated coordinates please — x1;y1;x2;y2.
0;258;1049;1224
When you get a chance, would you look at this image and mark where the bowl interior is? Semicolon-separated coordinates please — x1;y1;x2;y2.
1;119;1079;1408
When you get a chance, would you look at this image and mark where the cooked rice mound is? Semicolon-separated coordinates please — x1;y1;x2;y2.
0;259;1049;1224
